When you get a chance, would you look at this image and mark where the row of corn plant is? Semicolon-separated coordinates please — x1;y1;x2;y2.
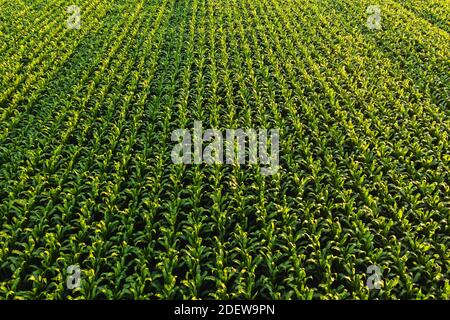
0;0;448;299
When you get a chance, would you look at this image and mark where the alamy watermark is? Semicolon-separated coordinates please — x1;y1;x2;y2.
366;5;382;30
366;265;383;290
67;5;81;30
171;121;280;176
66;265;81;290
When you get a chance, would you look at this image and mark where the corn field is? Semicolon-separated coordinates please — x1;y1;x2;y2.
0;0;449;300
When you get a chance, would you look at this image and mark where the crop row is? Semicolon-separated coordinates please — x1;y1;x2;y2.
0;0;449;299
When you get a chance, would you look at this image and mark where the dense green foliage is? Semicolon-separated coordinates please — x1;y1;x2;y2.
0;0;449;299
